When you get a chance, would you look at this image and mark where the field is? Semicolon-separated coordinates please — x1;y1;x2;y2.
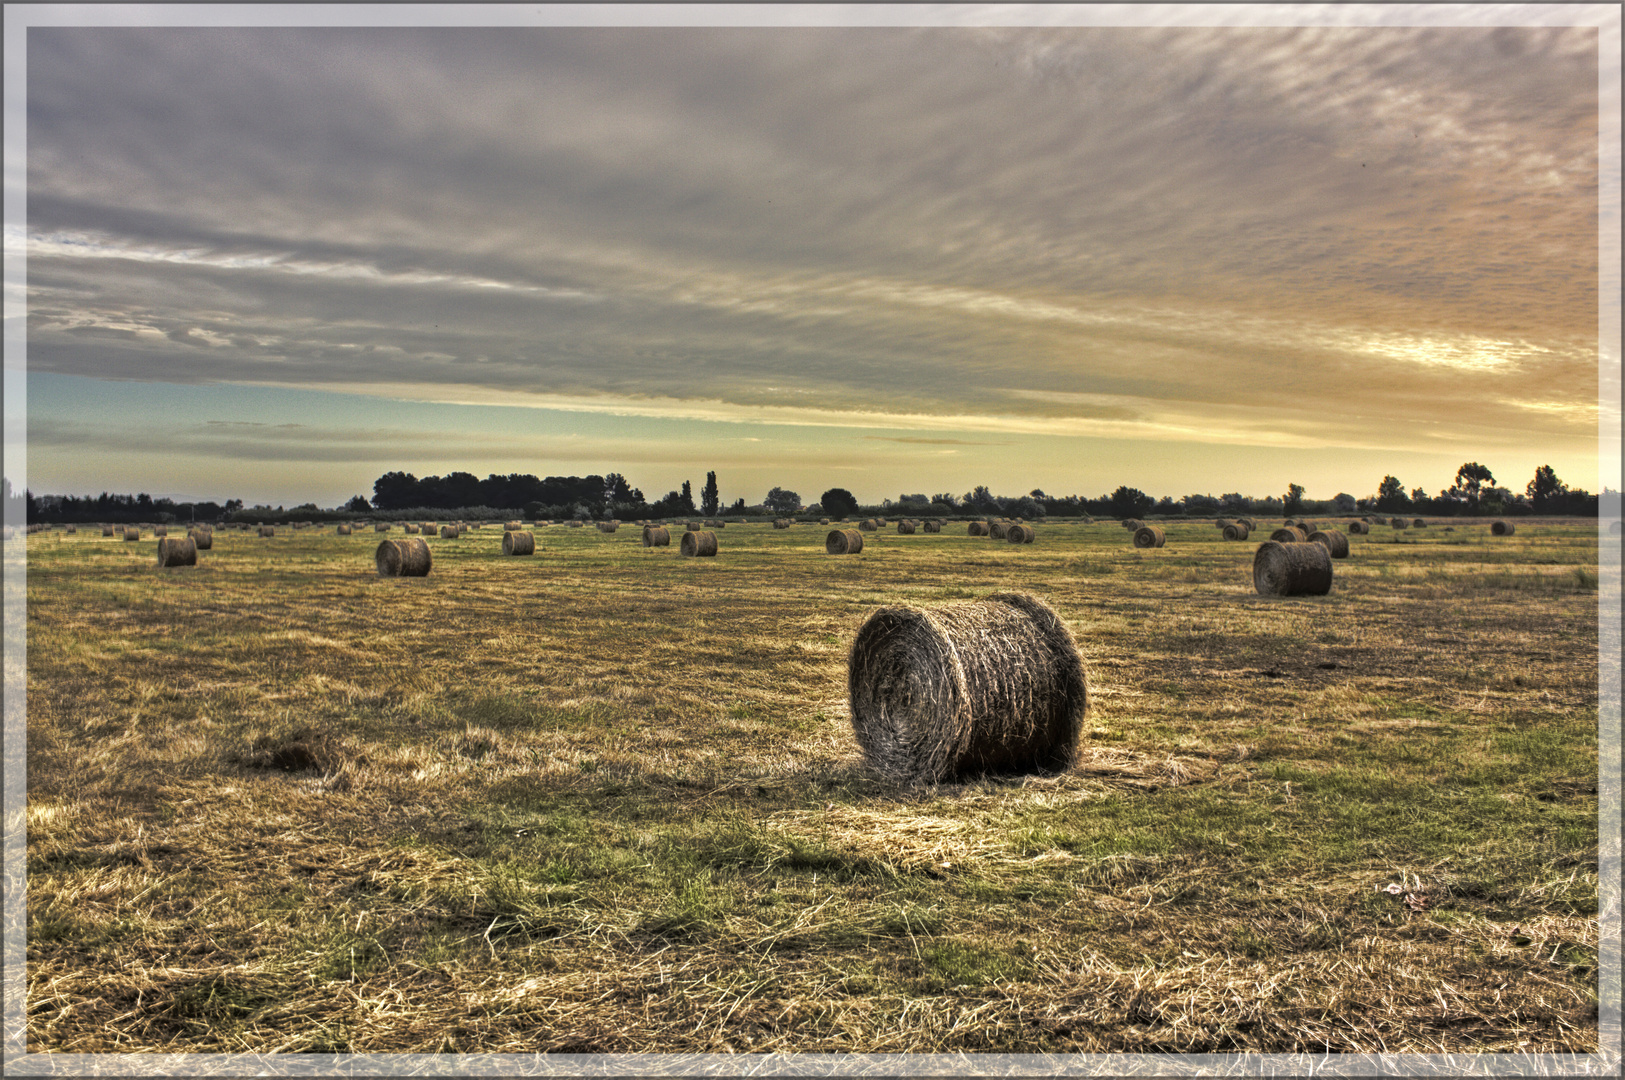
16;517;1611;1055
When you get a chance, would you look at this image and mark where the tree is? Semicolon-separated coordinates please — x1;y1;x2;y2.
1283;483;1306;514
1527;465;1567;507
680;481;695;514
1375;475;1409;512
1452;462;1495;506
763;487;801;515
1108;485;1154;519
701;471;720;517
930;492;961;509
820;488;860;518
372;471;419;510
345;494;371;512
965;485;1003;514
1332;492;1357;512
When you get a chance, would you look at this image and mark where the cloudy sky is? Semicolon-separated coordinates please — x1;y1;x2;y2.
7;5;1617;509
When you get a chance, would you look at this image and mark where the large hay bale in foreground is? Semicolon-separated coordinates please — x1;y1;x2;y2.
1132;525;1166;548
1308;528;1350;559
1270;527;1306;543
502;531;535;556
156;536;196;567
376;537;431;577
827;528;864;555
188;528;213;550
847;592;1089;784
1007;523;1036;544
1491;520;1515;536
642;525;671;548
680;530;718;557
967;521;990;536
1222;522;1250;541
1253;540;1332;596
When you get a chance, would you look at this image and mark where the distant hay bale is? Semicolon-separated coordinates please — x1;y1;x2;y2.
1222;522;1250;541
1253;540;1332;597
898;520;917;534
153;525;168;537
502;530;535;556
598;521;618;533
1491;520;1515;536
374;523;390;532
642;525;671;547
1390;517;1408;529
923;520;942;534
1237;517;1256;531
967;521;990;536
124;528;142;541
680;529;718;557
258;526;275;538
989;522;1010;539
1269;527;1306;543
504;521;521;531
1345;520;1369;535
1412;518;1427;528
1215;517;1231;528
568;520;584;528
336;524;352;535
404;524;420;534
65;525;77;534
847;592;1088;784
376;537;431;577
155;536;197;567
102;525;114;537
1007;523;1036;544
1307;528;1350;558
826;528;864;555
188;528;213;550
1121;519;1142;531
1295;521;1317;536
1132;525;1166;548
708;520;725;529
820;517;831;525
687;521;703;532
859;519;879;531
774;519;792;529
440;526;461;538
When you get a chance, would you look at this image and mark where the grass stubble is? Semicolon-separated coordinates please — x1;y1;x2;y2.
17;519;1607;1054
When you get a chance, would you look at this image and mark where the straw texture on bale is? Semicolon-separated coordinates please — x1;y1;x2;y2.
1346;520;1369;535
642;525;670;547
1491;520;1515;536
1390;517;1409;529
376;537;432;577
102;525;114;537
1007;523;1036;544
436;526;456;539
336;524;352;535
967;521;990;536
1253;540;1333;597
505;522;521;531
1121;519;1143;531
155;536;197;567
897;521;917;534
502;531;535;556
153;526;167;537
598;521;618;532
847;592;1088;784
1237;517;1256;531
124;529;142;541
1307;528;1350;559
1295;521;1317;536
826;528;864;555
687;522;702;532
989;522;1011;539
1269;527;1306;543
374;523;390;532
1222;522;1250;541
403;524;420;534
1132;525;1166;548
680;530;718;557
1412;518;1427;528
1215;518;1232;528
774;519;792;529
188;529;213;550
859;519;878;531
923;520;942;534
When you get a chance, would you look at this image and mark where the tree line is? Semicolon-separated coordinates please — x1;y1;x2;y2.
7;461;1607;525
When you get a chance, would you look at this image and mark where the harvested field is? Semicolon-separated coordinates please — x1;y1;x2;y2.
16;518;1607;1055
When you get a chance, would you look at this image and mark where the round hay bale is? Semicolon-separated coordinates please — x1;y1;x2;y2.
153;525;167;537
989;522;1010;539
774;519;791;529
967;521;990;536
1132;525;1166;548
709;520;725;529
859;519;878;531
1411;518;1427;528
642;525;670;547
1345;520;1369;535
1237;516;1256;531
820;517;831;525
1253;540;1332;597
1307;528;1350;559
102;525;115;537
1269;527;1306;543
336;524;352;535
374;523;390;532
1296;521;1317;536
1389;517;1409;529
1490;520;1515;536
847;592;1089;784
155;536;197;567
376;537;431;577
680;529;718;557
826;528;864;555
403;523;420;534
436;525;457;539
502;530;535;556
923;520;942;534
687;521;702;532
598;521;619;533
898;520;917;535
188;528;213;550
1008;523;1036;544
568;520;584;528
1222;522;1250;541
65;524;77;535
1215;517;1231;528
124;528;142;541
1121;518;1142;531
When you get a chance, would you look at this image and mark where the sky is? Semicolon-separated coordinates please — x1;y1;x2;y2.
6;5;1620;510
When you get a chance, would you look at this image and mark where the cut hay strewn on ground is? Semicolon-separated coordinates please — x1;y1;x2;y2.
20;517;1604;1054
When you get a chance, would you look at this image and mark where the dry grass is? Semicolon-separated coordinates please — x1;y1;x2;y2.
19;518;1607;1054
